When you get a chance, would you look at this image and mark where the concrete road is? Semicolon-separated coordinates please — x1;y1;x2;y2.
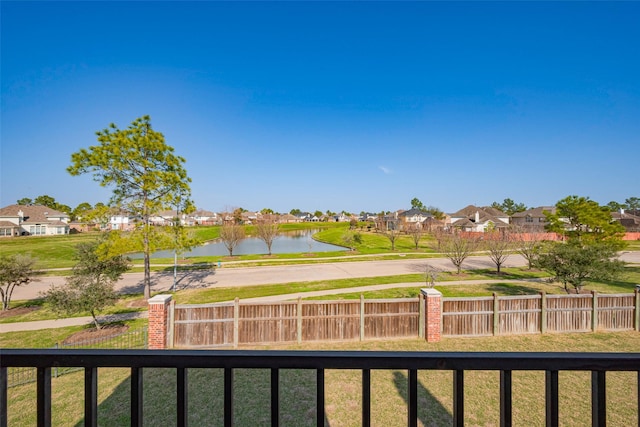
14;251;640;301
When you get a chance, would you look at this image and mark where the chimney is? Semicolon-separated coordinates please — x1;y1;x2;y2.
475;211;480;223
18;210;23;224
620;208;625;215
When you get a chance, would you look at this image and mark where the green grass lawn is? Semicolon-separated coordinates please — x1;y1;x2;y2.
4;332;639;426
0;233;99;269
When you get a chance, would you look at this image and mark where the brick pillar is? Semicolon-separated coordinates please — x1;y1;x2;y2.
148;295;172;349
421;289;442;342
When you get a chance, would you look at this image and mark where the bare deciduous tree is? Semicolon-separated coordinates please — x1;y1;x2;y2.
441;233;478;274
256;219;280;255
513;225;546;269
0;254;37;310
483;229;515;274
424;264;440;288
406;222;424;249
383;227;401;251
219;223;245;256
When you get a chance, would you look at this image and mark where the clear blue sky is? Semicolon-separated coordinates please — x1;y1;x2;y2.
2;1;639;214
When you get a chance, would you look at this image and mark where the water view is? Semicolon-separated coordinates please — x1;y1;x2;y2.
141;230;347;258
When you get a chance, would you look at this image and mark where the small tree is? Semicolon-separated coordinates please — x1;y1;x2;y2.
44;239;130;328
441;233;478;274
406;223;424;250
342;231;362;251
513;225;546;269
536;241;624;294
382;227;401;251
220;223;245;256
0;254;37;310
483;229;515;274
256;219;280;255
424;264;440;288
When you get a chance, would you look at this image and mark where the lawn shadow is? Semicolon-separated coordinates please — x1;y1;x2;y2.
117;268;217;294
486;283;544;295
392;370;452;426
592;265;640;291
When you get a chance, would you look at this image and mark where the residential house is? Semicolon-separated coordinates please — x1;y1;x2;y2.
241;211;261;224
449;205;509;232
0;204;70;237
398;208;433;228
191;209;220;225
611;210;640;232
295;212;320;222
510;206;556;231
375;212;400;231
359;212;378;222
109;212;136;231
279;213;302;223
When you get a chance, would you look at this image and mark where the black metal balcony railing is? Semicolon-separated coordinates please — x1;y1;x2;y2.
1;349;639;427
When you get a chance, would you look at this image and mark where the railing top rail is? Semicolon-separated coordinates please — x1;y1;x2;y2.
2;349;639;371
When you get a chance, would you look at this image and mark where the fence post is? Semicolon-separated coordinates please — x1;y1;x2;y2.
167;299;175;349
592;291;598;332
360;295;365;341
635;288;639;332
493;293;499;336
421;289;442;342
233;297;239;349
148;295;172;349
418;292;425;339
540;292;547;335
297;297;303;344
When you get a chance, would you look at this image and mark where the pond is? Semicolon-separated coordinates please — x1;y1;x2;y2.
137;230;347;258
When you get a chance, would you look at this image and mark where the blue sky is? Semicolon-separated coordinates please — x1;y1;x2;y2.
2;1;639;214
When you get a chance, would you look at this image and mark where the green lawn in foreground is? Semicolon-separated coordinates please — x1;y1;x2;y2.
4;332;639;426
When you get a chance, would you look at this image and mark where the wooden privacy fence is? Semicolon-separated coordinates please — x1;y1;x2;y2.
156;291;640;348
443;292;640;337
171;296;424;348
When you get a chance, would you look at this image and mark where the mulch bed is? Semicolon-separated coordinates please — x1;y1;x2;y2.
0;306;40;318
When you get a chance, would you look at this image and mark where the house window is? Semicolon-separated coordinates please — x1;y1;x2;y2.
525;216;533;223
29;225;46;235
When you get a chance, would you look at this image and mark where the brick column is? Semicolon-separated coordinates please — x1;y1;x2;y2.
421;289;442;342
148;295;172;349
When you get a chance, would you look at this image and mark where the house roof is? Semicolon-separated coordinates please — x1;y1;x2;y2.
482;206;508;217
0;221;18;228
0;204;69;222
192;209;216;217
449;204;510;228
611;211;640;226
450;205;505;218
398;208;433;218
511;206;556;218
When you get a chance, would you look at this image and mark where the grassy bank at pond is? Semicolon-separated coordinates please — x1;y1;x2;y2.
5;332;639;426
313;226;438;254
